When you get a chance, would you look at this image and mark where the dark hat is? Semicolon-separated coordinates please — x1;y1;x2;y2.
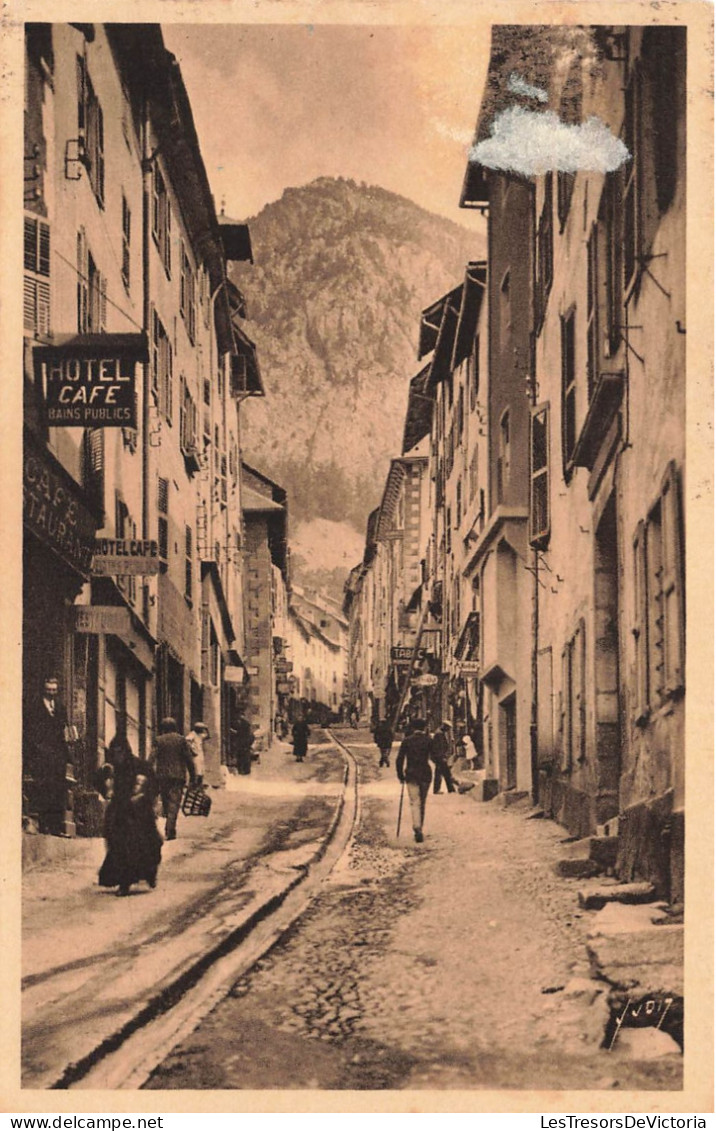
160;717;178;734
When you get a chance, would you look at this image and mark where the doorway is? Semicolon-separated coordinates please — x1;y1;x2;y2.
501;693;517;790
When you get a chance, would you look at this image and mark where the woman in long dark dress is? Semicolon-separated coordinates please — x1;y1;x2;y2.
98;733;163;897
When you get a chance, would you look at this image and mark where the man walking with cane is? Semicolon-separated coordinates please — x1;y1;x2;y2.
395;718;435;843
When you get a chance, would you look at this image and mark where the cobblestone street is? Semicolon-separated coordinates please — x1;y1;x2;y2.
145;731;683;1093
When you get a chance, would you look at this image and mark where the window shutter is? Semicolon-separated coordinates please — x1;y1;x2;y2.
157;476;169;515
573;618;586;762
560;643;572;771
633;520;649;721
99;273;107;330
77;228;88;333
661;462;685;694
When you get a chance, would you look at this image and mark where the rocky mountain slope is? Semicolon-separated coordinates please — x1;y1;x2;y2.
231;177;483;594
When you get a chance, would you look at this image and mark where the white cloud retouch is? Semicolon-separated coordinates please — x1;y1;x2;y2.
507;72;549;103
470;107;630;176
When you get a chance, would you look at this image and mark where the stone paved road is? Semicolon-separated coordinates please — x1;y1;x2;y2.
145;730;683;1093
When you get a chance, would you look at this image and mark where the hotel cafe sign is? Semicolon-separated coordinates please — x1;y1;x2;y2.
34;333;148;428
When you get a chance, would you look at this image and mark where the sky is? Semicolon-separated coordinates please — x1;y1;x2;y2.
162;24;490;229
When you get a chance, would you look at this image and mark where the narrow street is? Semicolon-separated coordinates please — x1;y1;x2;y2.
142;729;683;1093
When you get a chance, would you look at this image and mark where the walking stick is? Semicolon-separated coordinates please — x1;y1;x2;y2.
396;777;405;838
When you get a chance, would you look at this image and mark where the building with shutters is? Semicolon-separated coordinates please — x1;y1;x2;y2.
285;587;348;721
461;25;686;898
23;23;261;833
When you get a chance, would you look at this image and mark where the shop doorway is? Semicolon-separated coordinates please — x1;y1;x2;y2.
501;693;517;790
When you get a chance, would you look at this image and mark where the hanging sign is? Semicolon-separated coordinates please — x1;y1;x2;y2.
391;646;426;662
276;682;291;694
92;538;160;576
460;661;481;676
34;334;147;428
275;659;293;673
411;673;439;687
224;665;246;684
73;605;132;635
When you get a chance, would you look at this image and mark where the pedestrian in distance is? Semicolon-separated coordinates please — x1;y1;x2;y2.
23;674;73;836
292;715;310;762
231;708;255;775
97;732;162;897
185;721;210;785
432;720;457;795
150;717;196;840
395;717;435;843
373;717;394;768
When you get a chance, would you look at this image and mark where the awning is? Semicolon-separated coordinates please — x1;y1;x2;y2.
418;285;462;360
242;485;285;514
405;582;423;614
454;610;480;660
428;290;462;389
451;263;487;370
231;326;264;396
219;220;253;263
402;365;433;454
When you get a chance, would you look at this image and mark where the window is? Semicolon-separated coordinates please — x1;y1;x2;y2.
469;446;479;503
152;310;173;421
185;524;193;604
623;67;641;293
115;493;137;604
157;476;169;574
121;195;131;291
77;229;106;333
633;463;684;722
535;173;553;330
24;215;50;337
468;335;480;411
499;270;511;353
77;56;104;207
180;243;196;343
498;409;510;503
530;405;550;547
560;310;576;477
445;508;452;554
560;619;586;770
457;385;465;441
603;175;623;357
82;427;105;519
557;58;582;231
586;224;600;401
152;164;171;276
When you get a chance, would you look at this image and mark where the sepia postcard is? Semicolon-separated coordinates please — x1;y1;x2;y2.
0;0;713;1116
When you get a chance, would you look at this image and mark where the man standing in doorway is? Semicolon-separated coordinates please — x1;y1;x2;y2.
151;718;196;840
232;708;255;775
396;718;435;843
24;675;72;835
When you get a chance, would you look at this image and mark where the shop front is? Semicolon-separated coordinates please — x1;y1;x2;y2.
22;429;99;834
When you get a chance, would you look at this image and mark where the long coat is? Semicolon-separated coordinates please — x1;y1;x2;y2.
25;699;69;813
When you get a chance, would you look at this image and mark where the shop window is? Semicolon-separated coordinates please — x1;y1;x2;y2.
152;310;173;421
530;405;550;547
559;618;586;771
152;164;171;276
535;173;553;331
633;462;684;722
560;310;576;479
23;214;50;337
157;476;169;573
121;194;131;291
77;56;104;208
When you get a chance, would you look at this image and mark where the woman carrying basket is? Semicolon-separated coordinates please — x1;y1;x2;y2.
97;732;163;897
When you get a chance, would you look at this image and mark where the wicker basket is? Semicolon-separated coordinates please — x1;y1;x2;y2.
182;784;212;817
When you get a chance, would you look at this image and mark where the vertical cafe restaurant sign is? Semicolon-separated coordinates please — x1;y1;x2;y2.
34;334;148;427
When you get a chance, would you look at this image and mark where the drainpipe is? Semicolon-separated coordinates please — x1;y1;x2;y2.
528;332;540;806
141;99;152;544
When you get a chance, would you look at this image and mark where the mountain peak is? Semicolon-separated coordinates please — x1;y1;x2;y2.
231;181;483;591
